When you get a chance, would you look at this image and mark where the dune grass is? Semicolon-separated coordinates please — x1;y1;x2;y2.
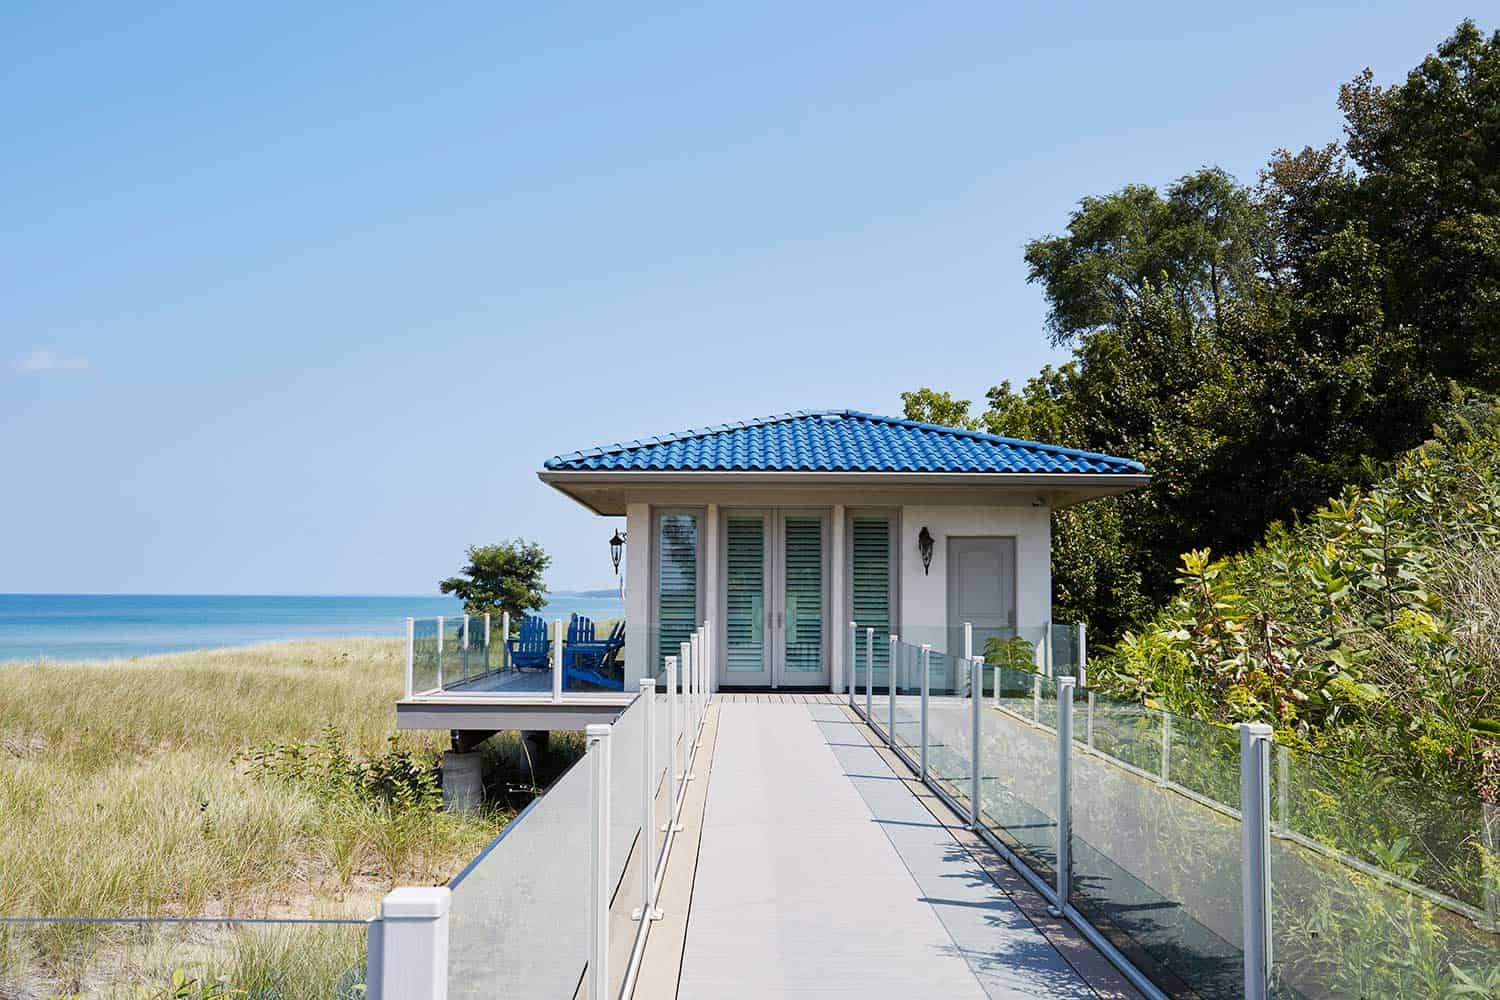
0;639;581;997
0;639;500;920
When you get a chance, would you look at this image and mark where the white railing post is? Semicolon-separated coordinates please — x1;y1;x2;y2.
680;640;695;770
1077;622;1088;688
919;644;931;780
552;619;564;702
1043;621;1053;677
970;656;984;829
372;886;450;1000
665;656;682;826
963;621;975;702
704;619;713;699
848;621;857;706
693;628;704;721
635;678;660;923
1239;723;1273;1000
1032;673;1041;722
404;618;414;699
888;636;898;748
864;628;874;720
1086;690;1096;749
587;723;612;1000
1160;711;1173;785
499;611;510;671
435;616;445;690
1055;676;1076;910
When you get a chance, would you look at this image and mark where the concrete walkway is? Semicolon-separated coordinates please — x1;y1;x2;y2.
675;702;1104;998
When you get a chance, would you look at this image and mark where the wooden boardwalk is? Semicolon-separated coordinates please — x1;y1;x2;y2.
636;700;1139;999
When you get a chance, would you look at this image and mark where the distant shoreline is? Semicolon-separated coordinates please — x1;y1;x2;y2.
0;592;625;663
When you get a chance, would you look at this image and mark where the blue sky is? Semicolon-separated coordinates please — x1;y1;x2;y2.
0;2;1479;594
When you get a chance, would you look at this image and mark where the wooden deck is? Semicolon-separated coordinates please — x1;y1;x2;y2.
633;700;1142;999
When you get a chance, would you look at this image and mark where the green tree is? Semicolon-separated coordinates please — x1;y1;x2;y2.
439;540;550;623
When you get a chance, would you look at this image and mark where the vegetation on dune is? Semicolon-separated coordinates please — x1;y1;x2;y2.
0;639;580;999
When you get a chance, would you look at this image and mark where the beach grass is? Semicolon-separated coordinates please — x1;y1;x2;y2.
0;638;578;997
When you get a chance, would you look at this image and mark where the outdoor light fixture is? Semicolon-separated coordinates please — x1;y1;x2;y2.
918;526;934;576
609;529;627;575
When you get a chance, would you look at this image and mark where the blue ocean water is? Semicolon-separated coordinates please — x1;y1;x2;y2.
0;592;626;662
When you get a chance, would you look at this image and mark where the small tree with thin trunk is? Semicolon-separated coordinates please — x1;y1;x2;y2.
439;540;550;628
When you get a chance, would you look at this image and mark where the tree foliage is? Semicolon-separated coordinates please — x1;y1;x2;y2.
907;20;1500;644
438;540;550;622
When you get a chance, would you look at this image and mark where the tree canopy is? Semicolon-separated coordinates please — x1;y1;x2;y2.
906;20;1500;643
438;540;550;623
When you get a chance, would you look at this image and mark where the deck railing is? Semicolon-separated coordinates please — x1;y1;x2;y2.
848;624;1500;1000
403;613;629;700
368;621;714;999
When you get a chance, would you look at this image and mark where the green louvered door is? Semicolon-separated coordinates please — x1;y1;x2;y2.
849;515;895;690
723;513;771;685
776;512;828;686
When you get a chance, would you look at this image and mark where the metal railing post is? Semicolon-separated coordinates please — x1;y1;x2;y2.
482;613;491;675
963;621;973;698
499;612;510;671
372;886;450;1000
1055;676;1076;910
864;628;874;720
552;619;563;702
919;644;931;780
888;636;898;748
1239;722;1273;1000
1275;744;1289;833
704;619;713;700
665;656;680;822
403;618;414;699
1160;711;1173;785
1032;673;1041;722
1086;690;1096;749
435;615;444;691
1077;622;1088;688
1043;621;1053;677
848;621;857;706
690;630;701;730
586;723;612;1000
635;679;660;923
970;656;984;828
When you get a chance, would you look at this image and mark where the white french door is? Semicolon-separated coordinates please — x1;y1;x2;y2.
720;509;830;688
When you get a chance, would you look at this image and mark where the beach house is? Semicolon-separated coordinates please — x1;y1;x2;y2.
539;408;1147;692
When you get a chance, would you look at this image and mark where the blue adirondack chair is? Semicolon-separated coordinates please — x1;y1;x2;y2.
563;615;626;690
507;614;552;671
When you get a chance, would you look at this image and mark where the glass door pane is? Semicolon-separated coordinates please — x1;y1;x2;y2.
724;515;769;682
656;513;699;676
850;516;893;688
781;515;825;680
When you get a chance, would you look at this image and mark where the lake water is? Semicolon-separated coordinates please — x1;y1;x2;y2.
0;592;627;662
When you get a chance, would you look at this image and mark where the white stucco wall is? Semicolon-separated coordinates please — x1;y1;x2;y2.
898;504;1052;648
624;502;651;686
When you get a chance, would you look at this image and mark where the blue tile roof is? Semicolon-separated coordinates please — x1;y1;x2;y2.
544;410;1145;475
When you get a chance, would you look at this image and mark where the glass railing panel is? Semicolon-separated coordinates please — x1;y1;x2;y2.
1050;623;1083;676
892;641;922;757
850;624;890;694
653;690;674;879
1269;744;1500;998
927;655;975;812
411;616;440;694
448;750;591;998
608;696;645;896
563;612;628;693
981;667;1059;880
2;917;368;999
1069;696;1243;998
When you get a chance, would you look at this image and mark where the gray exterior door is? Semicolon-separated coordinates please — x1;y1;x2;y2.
946;537;1017;662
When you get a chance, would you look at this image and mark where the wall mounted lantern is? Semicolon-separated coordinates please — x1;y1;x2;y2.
917;526;934;576
609;529;627;575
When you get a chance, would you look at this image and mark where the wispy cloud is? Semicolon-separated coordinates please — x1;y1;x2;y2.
13;349;91;375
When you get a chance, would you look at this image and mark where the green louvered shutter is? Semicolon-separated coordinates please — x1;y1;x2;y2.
783;517;824;675
724;516;766;674
850;517;893;676
656;513;699;675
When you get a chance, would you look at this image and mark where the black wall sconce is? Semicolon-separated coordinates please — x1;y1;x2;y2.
917;526;934;576
609;529;627;575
